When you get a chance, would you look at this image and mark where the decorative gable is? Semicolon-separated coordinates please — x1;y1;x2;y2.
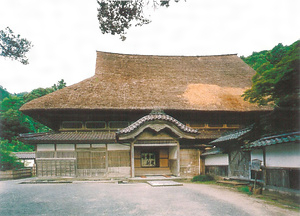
116;110;199;141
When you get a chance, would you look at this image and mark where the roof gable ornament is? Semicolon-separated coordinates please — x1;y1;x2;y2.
117;110;199;141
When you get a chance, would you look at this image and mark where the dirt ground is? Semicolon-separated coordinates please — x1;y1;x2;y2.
0;178;299;216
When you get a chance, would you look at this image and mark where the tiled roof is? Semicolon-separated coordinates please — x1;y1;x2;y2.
12;152;35;159
210;125;253;144
242;131;300;150
201;147;224;156
117;110;198;135
20;132;116;144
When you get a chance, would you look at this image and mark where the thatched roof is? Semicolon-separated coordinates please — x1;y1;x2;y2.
20;51;269;112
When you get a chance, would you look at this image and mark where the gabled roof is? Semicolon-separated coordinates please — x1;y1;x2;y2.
20;132;116;144
210;125;253;145
118;110;198;135
117;110;199;141
242;131;300;150
20;51;270;113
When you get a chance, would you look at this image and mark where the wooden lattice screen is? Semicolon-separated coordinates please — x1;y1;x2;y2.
77;151;106;169
108;151;130;167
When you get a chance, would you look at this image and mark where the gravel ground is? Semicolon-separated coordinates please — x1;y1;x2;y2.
0;179;298;216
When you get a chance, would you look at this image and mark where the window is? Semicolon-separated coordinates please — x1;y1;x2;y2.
141;152;158;167
62;121;83;129
86;121;106;129
109;121;129;129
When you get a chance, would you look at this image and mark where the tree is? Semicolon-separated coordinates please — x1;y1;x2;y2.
97;0;179;40
52;79;67;91
0;86;10;101
0;27;33;65
0;96;30;140
242;40;300;108
0;79;67;141
0;139;33;171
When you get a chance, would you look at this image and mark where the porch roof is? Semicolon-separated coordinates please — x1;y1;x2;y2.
242;131;300;150
116;110;200;141
117;110;198;135
20;131;116;144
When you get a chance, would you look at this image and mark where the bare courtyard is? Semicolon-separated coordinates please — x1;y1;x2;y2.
0;178;298;216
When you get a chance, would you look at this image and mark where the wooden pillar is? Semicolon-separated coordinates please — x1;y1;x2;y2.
199;150;205;175
262;147;267;187
177;142;180;177
105;144;108;176
131;142;135;177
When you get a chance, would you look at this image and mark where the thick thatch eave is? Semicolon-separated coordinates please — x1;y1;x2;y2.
20;51;271;112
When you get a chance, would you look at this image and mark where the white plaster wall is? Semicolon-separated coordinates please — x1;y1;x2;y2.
266;143;300;168
76;144;90;148
107;144;130;151
91;144;106;148
22;159;34;167
205;154;228;166
251;149;264;166
37;144;54;151
56;144;75;151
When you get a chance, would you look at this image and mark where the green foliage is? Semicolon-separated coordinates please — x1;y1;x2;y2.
0;149;24;171
0;138;33;152
237;186;252;195
191;174;214;182
242;40;300;108
0;86;10;101
0;79;67;141
97;0;180;41
23;87;54;103
0;27;33;65
52;79;66;91
0;139;32;171
0;79;67;171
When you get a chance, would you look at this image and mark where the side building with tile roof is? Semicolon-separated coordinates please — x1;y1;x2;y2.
206;120;300;192
19;51;271;178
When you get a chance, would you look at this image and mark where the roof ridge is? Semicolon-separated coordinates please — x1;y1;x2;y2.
96;50;238;58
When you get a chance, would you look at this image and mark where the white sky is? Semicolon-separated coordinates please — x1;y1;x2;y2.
0;0;299;93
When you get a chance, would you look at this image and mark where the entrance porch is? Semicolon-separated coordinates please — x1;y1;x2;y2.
132;145;179;177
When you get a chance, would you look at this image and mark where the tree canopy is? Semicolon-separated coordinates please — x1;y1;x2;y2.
0;27;33;65
241;40;300;109
97;0;179;40
0;86;10;101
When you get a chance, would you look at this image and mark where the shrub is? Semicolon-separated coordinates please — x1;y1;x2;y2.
0;149;24;171
237;186;252;195
191;175;214;182
0;139;25;171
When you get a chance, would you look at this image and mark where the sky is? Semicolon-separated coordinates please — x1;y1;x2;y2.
0;0;299;93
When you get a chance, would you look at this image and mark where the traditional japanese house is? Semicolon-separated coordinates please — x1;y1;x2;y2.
19;51;270;178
